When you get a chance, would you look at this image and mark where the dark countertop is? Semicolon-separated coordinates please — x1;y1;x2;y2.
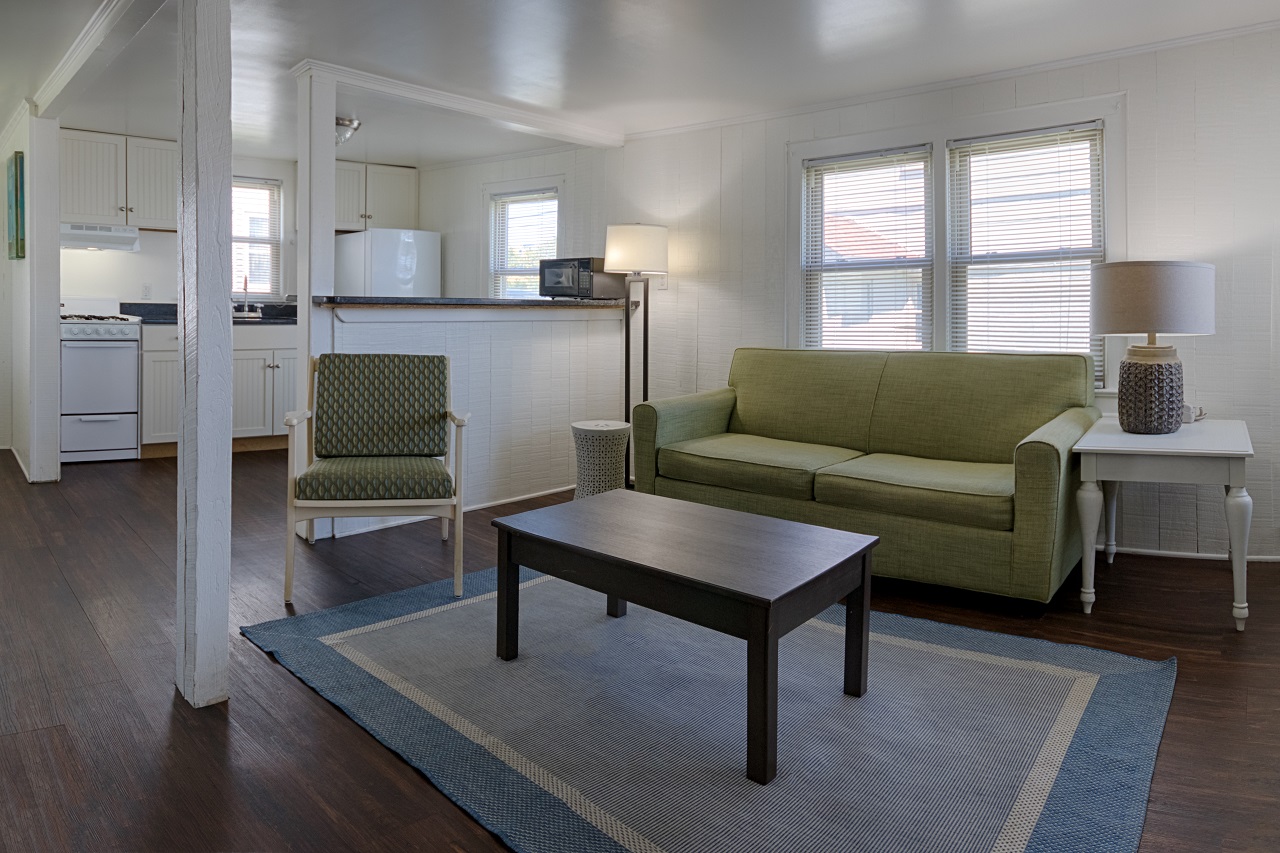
123;302;299;325
315;296;625;309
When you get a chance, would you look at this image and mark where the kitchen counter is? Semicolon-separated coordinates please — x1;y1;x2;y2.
123;302;299;325
316;292;626;539
315;296;625;309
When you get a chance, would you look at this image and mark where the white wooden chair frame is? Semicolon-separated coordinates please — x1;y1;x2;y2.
284;356;469;603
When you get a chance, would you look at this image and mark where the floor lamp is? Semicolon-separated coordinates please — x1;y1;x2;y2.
604;224;668;486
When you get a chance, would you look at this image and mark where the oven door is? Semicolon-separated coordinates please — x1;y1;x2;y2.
61;340;140;414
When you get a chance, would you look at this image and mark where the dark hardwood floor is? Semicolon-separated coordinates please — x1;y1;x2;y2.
0;449;1276;852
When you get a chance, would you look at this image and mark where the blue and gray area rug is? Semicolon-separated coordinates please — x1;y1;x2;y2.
242;568;1175;853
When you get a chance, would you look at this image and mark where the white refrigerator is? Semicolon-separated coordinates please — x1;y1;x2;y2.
335;228;442;297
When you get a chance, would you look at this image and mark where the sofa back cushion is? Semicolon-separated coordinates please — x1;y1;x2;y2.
727;348;888;450
868;352;1093;463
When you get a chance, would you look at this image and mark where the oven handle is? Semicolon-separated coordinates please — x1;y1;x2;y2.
62;341;139;348
75;416;123;422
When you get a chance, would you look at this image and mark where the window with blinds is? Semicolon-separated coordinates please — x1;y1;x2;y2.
231;177;283;300
947;125;1104;380
490;188;558;299
801;147;933;349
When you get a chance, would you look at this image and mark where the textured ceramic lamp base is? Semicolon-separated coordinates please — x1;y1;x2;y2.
1118;345;1183;434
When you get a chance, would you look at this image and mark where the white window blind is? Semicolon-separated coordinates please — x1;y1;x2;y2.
490;189;558;299
801;147;933;350
947;125;1104;381
231;177;283;300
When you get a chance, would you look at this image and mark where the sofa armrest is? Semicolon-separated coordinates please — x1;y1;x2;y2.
632;387;738;494
1010;405;1101;600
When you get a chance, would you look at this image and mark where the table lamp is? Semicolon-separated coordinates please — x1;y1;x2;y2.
1091;260;1215;434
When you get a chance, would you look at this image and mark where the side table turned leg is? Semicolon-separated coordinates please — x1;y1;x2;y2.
1077;479;1103;615
1102;480;1119;564
1225;486;1252;632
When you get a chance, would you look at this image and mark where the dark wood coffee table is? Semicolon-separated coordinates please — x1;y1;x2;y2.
492;489;878;784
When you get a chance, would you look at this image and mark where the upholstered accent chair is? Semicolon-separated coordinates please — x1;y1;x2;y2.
284;353;469;602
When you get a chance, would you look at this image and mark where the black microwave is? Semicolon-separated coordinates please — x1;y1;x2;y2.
539;257;627;300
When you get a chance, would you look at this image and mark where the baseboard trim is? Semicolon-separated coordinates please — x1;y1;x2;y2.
1099;545;1280;563
141;435;289;459
328;485;577;539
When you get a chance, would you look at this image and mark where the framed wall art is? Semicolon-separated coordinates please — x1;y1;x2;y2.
7;151;24;260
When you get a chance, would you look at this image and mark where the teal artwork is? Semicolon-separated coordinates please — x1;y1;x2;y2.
6;151;23;260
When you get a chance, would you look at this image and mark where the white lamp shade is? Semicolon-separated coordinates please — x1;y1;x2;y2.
1091;260;1215;335
604;224;668;275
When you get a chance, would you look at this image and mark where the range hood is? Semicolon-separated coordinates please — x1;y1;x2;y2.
60;223;141;252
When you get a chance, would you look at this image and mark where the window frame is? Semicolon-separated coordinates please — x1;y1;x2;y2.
786;94;1127;387
483;175;565;300
231;175;284;301
946;123;1105;378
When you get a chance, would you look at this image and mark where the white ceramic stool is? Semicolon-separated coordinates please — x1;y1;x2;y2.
571;420;631;499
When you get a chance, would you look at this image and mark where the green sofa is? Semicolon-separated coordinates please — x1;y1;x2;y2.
632;348;1100;603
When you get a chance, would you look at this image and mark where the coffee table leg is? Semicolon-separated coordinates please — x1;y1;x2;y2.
497;530;519;661
845;553;871;697
747;625;778;784
607;594;627;617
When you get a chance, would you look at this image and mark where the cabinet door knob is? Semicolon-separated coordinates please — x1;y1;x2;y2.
127;207;134;212
118;206;126;211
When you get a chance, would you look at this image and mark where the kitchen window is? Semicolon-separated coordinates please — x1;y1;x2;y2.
490;188;558;299
232;176;283;301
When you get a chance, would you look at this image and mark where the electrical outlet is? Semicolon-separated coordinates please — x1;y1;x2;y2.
141;285;152;300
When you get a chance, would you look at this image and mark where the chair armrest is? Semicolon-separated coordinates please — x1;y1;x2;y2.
1010;405;1101;600
632;387;737;494
448;410;470;427
283;409;312;428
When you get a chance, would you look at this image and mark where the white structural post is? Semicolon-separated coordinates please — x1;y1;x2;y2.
24;113;62;482
174;0;232;708
293;66;337;540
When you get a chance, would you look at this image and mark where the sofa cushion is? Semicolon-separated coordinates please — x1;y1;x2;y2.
727;349;887;451
814;453;1014;530
868;352;1093;463
296;456;453;502
659;434;862;501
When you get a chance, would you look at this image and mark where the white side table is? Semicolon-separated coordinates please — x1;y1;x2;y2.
1074;417;1254;630
571;420;631;499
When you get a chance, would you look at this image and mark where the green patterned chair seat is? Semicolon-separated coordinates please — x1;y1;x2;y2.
295;456;454;502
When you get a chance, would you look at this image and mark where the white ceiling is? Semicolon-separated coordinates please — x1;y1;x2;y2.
6;0;1280;168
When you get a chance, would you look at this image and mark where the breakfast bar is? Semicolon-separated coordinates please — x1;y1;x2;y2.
311;296;628;535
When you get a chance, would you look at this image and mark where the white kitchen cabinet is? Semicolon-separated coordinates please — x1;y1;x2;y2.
141;348;182;444
60;130;178;230
230;348;298;437
124;137;179;229
335;160;418;231
60;130;126;225
141;325;297;442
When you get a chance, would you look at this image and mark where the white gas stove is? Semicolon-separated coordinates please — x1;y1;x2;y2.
59;301;142;463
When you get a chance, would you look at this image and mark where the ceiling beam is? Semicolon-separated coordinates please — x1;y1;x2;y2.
292;59;625;150
33;0;166;119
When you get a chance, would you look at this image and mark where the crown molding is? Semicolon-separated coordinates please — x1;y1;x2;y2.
0;101;28;148
292;59;624;150
32;0;165;118
626;18;1280;142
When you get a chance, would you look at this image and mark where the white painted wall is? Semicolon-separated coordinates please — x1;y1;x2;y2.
59;155;297;303
421;28;1280;558
2;110;30;461
0;111;22;452
325;306;625;537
